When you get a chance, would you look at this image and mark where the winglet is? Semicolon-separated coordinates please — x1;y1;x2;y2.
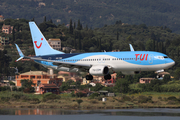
15;44;24;62
129;44;135;51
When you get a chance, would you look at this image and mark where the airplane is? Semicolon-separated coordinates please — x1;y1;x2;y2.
15;21;175;80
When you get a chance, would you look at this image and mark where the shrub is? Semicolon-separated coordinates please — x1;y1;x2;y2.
30;98;41;104
23;87;35;93
9;81;15;86
18;87;23;91
97;96;103;101
12;93;24;100
1;97;10;102
121;95;131;101
0;86;11;91
167;100;176;105
42;92;60;102
167;96;178;101
75;92;86;97
21;96;31;101
89;93;99;99
90;100;98;104
138;95;152;103
76;99;83;106
158;96;162;100
12;86;18;91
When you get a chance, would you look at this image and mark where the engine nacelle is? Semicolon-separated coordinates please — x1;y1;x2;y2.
89;66;109;76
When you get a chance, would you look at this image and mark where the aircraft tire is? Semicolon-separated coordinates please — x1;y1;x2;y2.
86;75;93;80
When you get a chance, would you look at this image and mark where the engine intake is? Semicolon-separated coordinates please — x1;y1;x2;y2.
89;66;109;76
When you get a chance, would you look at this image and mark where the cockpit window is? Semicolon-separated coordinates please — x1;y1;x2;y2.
164;56;168;58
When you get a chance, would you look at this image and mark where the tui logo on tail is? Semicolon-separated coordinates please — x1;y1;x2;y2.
34;38;43;49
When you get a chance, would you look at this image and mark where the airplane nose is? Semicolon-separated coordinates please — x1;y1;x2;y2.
164;58;175;69
167;58;175;67
172;61;175;66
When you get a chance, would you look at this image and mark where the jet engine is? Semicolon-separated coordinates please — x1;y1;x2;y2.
89;65;109;76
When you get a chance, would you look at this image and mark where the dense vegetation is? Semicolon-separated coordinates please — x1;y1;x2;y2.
1;0;180;33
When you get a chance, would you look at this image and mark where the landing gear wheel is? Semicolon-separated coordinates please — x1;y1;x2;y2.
104;74;111;80
86;74;93;80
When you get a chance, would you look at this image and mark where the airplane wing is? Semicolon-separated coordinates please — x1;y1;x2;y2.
15;44;112;71
25;56;92;70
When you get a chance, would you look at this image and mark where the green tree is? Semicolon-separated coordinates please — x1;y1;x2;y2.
77;19;82;30
20;79;35;93
69;19;73;34
91;83;103;91
114;78;129;93
76;99;83;107
174;68;180;80
44;16;46;22
163;74;171;83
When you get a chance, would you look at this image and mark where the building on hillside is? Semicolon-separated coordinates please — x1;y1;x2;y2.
139;78;155;84
2;24;13;34
15;71;57;87
58;71;82;82
62;47;71;52
48;38;61;51
81;78;91;85
0;15;4;22
0;36;9;45
58;71;78;77
74;89;93;97
49;78;63;87
36;84;59;94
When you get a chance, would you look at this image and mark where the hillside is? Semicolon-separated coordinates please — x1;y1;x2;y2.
1;0;180;33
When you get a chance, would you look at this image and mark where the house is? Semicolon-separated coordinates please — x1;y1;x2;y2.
2;24;13;34
49;78;63;87
15;71;57;87
62;47;71;52
36;84;59;94
74;88;93;97
0;15;4;22
0;36;9;45
58;71;81;82
82;78;91;85
48;38;61;51
139;78;155;84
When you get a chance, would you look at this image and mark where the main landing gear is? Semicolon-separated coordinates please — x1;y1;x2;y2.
104;74;111;80
86;74;111;80
86;74;93;80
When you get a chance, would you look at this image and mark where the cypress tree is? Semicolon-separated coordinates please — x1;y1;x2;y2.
74;22;76;29
77;19;82;30
116;31;119;40
69;19;73;34
178;48;179;58
43;16;46;22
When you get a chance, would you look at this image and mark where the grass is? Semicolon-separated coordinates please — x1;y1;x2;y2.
1;91;180;109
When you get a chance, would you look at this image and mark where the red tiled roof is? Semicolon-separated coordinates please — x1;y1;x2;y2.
40;84;59;89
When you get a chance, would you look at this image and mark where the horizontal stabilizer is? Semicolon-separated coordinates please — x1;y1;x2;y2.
15;44;24;62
